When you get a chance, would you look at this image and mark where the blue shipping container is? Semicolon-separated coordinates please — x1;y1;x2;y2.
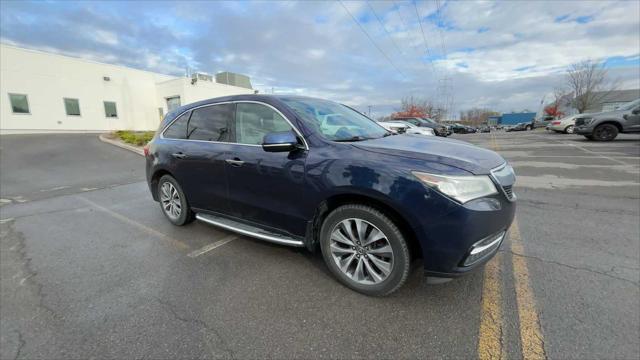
500;112;536;125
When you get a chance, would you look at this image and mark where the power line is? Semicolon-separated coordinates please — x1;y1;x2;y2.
366;1;407;58
339;0;408;81
413;0;437;75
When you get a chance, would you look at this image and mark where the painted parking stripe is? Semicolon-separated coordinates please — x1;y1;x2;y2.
510;222;547;359
187;235;238;258
478;253;505;360
77;196;190;251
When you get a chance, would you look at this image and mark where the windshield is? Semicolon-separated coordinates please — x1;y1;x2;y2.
280;98;388;141
421;118;437;124
619;98;640;111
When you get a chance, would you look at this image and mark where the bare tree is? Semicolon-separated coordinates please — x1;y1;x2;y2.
565;60;617;113
458;108;500;125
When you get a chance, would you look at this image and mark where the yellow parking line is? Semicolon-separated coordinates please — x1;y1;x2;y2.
478;253;505;360
510;222;547;359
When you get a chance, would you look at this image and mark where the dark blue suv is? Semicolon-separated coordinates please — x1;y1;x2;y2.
145;95;516;296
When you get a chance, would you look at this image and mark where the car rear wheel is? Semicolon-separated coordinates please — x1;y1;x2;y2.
320;204;411;296
525;125;532;131
564;125;574;134
158;175;194;226
592;124;618;141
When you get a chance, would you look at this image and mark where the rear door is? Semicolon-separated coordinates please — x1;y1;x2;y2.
225;102;309;236
178;103;235;213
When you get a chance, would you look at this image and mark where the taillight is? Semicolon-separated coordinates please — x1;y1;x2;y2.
551;121;560;125
143;144;150;157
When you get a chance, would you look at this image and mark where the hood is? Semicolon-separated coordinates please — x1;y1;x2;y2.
592;108;628;119
353;134;505;175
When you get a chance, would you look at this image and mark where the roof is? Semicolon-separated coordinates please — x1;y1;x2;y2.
161;94;334;127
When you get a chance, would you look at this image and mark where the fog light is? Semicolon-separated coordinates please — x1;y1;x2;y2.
462;231;505;266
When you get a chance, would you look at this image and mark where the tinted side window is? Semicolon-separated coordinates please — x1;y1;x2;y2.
235;103;292;145
188;104;233;141
163;111;190;139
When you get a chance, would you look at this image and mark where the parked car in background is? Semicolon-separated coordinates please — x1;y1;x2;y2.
533;115;555;129
466;126;478;133
390;117;449;137
548;114;579;134
506;122;528;132
479;126;491;133
395;121;435;136
450;123;472;134
377;121;408;134
575;99;640;141
145;94;516;296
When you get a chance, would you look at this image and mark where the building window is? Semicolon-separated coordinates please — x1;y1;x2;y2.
104;101;118;118
166;96;181;112
64;98;81;116
9;93;30;114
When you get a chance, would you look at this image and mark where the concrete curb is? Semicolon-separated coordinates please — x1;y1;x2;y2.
98;133;144;156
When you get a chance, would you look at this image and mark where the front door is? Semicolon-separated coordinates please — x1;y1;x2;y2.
225;102;308;237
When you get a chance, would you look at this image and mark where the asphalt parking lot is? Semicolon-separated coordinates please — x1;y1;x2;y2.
1;132;639;359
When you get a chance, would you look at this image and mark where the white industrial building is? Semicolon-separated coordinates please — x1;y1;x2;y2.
0;44;255;134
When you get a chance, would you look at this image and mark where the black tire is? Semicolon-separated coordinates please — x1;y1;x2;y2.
564;125;574;134
525;125;532;131
157;175;194;226
319;204;411;296
592;123;618;141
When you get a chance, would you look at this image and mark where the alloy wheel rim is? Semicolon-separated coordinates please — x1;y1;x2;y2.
566;125;574;134
329;218;394;285
595;126;613;140
160;182;181;220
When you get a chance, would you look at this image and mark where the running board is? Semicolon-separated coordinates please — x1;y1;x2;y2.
195;213;305;247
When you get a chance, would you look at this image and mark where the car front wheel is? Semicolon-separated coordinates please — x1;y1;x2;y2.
564;125;574;134
157;175;194;226
592;124;618;141
320;204;411;296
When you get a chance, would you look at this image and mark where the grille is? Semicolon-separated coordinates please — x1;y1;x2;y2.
502;185;514;200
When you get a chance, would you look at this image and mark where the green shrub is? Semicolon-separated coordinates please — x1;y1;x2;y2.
115;131;154;146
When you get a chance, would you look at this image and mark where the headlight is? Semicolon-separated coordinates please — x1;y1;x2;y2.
411;171;498;203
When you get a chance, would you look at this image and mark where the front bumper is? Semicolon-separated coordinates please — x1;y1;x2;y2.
411;193;516;278
574;126;593;135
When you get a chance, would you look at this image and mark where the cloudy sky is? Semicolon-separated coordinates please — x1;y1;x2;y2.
1;0;639;118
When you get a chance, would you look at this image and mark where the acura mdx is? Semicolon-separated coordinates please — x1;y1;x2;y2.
145;95;516;296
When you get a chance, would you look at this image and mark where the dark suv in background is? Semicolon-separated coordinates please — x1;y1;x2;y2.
390;116;449;136
145;95;516;296
575;99;640;141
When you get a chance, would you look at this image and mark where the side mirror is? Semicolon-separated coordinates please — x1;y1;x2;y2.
262;131;301;152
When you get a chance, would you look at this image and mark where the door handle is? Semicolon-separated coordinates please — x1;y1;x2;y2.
225;158;244;167
171;152;187;159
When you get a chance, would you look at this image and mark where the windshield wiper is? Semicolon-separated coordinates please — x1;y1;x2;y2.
334;136;370;142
